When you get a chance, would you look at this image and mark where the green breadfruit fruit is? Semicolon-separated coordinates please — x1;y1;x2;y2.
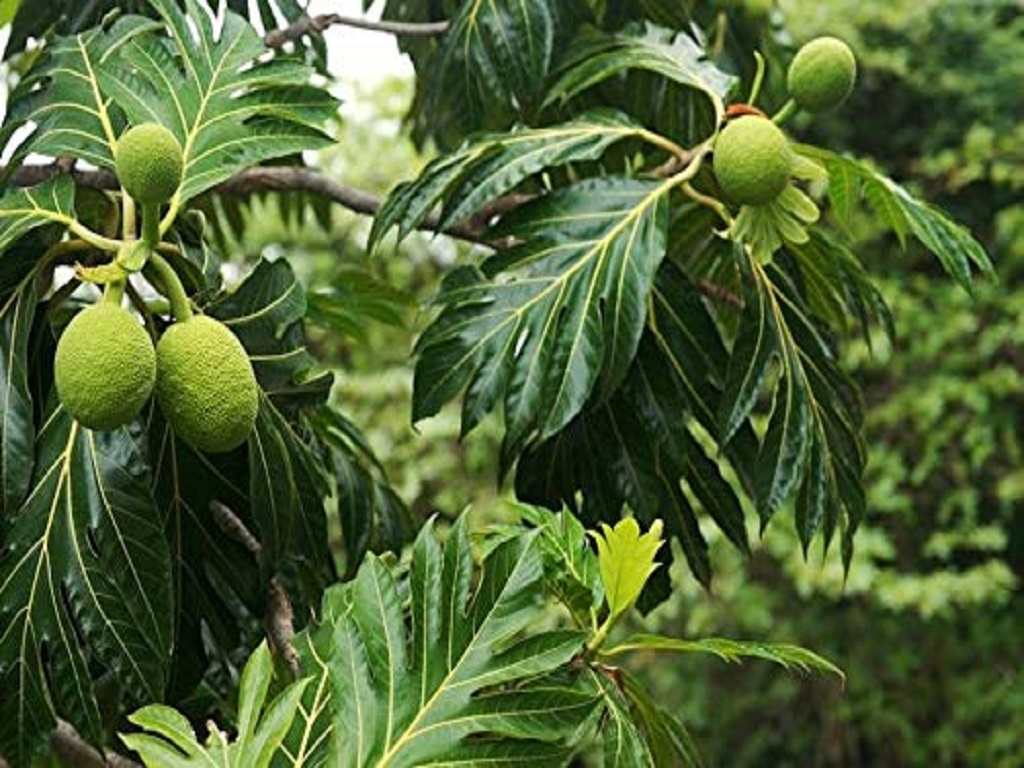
787;36;857;113
156;315;259;453
54;303;156;430
713;115;792;206
115;123;184;205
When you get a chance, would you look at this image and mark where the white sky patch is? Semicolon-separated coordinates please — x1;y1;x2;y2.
307;0;413;86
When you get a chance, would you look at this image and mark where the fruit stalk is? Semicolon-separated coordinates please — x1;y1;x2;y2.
147;253;193;322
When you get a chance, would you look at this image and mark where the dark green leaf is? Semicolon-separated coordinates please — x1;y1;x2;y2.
0;277;37;516
601;633;845;679
96;0;335;203
796;145;993;290
413;176;671;448
0;177;78;252
544;24;735;118
436;0;572;123
0;408;173;765
370;110;648;249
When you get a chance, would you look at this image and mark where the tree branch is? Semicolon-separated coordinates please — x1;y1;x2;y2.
264;13;449;48
49;720;141;768
4;163;489;244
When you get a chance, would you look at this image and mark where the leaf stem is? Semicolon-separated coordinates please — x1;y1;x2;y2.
586;613;617;655
159;195;180;237
146;253;193;322
773;99;798;126
682;181;733;225
637;129;691;164
747;51;767;106
66;220;122;252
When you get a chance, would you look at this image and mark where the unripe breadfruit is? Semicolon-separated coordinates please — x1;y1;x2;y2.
787;36;857;113
54;303;156;430
713;115;792;205
156;316;259;453
115;123;183;205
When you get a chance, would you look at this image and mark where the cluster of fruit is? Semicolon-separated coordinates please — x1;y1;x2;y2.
713;36;857;206
55;124;259;453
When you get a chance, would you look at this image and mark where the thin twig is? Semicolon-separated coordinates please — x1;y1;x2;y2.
696;278;744;309
264;13;448;48
266;576;300;679
210;500;262;558
49;720;141;768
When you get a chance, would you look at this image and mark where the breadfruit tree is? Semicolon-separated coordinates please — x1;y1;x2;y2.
0;1;990;766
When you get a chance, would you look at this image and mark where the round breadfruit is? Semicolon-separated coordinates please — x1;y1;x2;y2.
115;123;184;206
156;316;259;453
787;36;857;113
713;115;792;206
54;303;156;430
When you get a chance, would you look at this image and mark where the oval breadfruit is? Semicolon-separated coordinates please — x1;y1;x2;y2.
787;36;857;113
115;123;184;205
55;303;156;430
713;115;792;206
156;316;259;453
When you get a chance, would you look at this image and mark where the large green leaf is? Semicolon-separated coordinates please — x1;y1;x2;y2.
435;0;581;125
718;256;866;558
148;404;264;701
600;634;844;678
585;666;653;768
0;18;149;173
97;0;334;203
796;145;993;290
1;0;333;201
308;408;413;579
0;277;37;517
370;110;650;248
122;642;309;767
0;177;78;252
544;24;735;121
413;176;672;451
288;515;597;766
517;262;755;589
0;407;173;765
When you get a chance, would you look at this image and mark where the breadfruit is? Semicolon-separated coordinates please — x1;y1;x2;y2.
787;36;857;113
713;115;792;205
155;316;259;453
54;303;156;430
115;123;184;205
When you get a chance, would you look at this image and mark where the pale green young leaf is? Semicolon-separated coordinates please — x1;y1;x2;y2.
285;515;597;766
592;517;665;619
122;643;309;768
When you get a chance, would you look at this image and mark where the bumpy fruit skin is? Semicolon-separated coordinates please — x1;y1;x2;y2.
713;115;792;205
156;316;259;453
54;303;156;430
115;123;184;205
787;36;857;113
